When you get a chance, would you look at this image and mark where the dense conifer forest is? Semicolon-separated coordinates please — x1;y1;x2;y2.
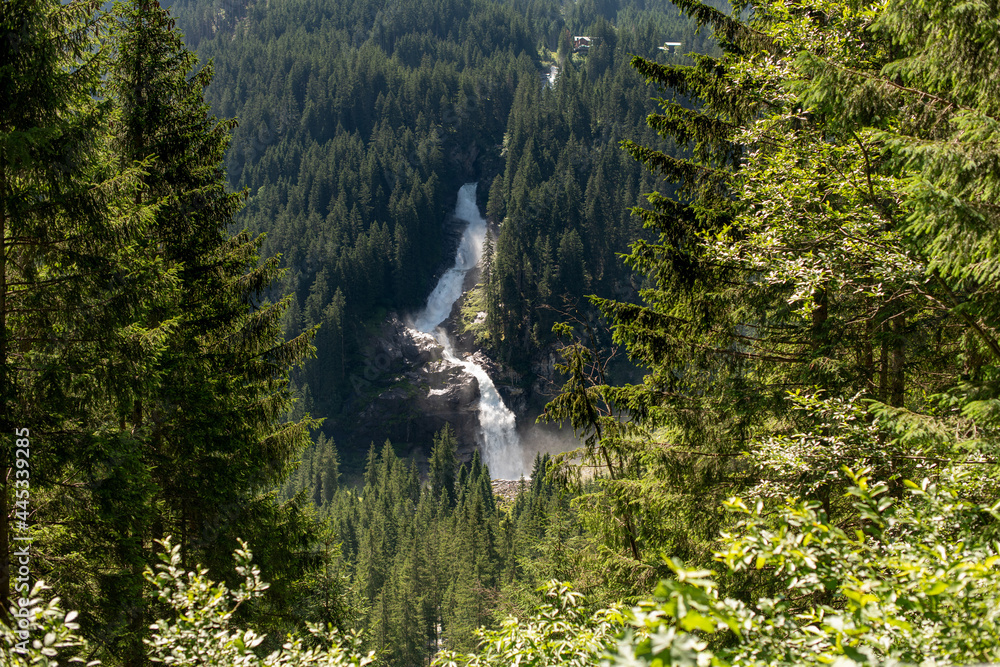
163;0;722;468
4;0;1000;665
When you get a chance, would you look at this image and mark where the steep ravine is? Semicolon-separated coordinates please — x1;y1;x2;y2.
410;184;525;480
342;185;526;479
340;184;580;480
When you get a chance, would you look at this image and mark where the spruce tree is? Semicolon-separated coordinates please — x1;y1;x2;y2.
429;424;458;506
543;0;1000;597
64;0;321;658
0;0;155;626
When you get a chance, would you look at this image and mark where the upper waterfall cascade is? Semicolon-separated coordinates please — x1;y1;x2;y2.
411;183;525;479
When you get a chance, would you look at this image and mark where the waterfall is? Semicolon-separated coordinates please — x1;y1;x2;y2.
412;183;524;479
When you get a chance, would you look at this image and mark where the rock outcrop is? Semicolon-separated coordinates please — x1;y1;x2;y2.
338;315;482;464
491;478;528;504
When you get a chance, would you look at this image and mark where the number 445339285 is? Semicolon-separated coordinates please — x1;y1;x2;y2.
14;427;29;532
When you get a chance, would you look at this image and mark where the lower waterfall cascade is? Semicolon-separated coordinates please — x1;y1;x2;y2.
411;183;525;479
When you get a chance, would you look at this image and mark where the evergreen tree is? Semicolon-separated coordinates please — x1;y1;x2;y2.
429;424;459;506
541;0;1000;604
0;0;155;627
55;1;323;658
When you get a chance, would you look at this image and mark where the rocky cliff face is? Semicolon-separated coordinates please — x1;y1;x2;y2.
453;311;564;424
449;281;560;422
332;308;580;480
331;196;577;474
336;315;482;466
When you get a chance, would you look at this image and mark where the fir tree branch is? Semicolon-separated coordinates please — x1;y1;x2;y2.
926;273;1000;362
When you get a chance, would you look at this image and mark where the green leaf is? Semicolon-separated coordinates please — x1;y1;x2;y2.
926;581;948;596
680;611;717;634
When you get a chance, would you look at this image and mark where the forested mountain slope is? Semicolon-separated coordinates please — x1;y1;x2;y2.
169;0;720;469
8;1;1000;665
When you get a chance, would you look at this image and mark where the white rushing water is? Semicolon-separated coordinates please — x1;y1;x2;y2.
545;64;559;88
412;183;524;479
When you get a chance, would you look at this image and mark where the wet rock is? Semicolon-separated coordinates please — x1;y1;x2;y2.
339;315;482;464
374;315;439;366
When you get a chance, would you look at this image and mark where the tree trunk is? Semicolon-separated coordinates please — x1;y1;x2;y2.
878;319;889;403
863;316;875;393
890;314;906;407
811;286;828;352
